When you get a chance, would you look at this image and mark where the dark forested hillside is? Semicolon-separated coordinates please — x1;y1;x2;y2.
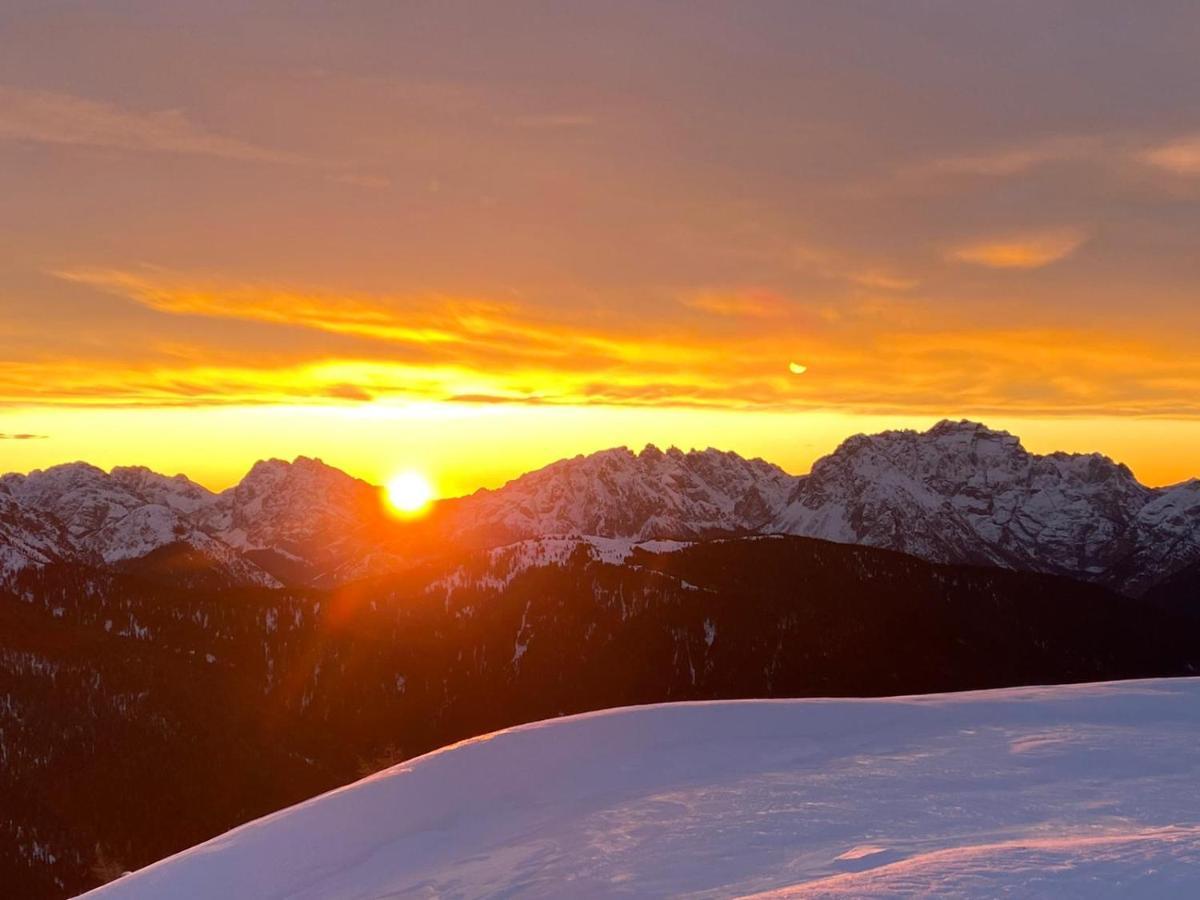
2;536;1198;897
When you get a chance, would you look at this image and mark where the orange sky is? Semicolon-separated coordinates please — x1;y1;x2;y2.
2;4;1199;491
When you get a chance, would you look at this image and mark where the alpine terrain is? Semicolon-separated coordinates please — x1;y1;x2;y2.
3;421;1198;596
1;421;1198;896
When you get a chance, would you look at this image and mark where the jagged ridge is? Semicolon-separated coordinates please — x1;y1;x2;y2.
1;420;1197;596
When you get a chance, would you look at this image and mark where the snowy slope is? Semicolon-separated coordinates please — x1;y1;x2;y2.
0;489;72;572
82;677;1200;899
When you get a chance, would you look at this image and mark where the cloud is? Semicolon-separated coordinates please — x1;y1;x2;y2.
445;393;547;405
947;228;1089;270
1;265;1192;420
922;131;1200;182
786;243;921;294
55;267;484;347
51;267;732;372
1142;135;1200;176
924;137;1101;177
324;384;375;402
846;271;920;292
681;290;791;318
0;432;48;439
0;86;305;164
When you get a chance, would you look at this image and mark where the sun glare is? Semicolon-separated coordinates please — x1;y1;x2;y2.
385;470;436;516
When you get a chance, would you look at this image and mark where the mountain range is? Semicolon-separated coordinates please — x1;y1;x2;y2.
4;420;1198;598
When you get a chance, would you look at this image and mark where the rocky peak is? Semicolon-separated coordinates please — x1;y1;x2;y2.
439;443;797;544
773;420;1179;593
109;466;214;512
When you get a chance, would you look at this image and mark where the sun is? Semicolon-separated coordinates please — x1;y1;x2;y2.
385;470;436;516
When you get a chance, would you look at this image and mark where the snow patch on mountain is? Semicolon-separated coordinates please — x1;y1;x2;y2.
426;536;694;595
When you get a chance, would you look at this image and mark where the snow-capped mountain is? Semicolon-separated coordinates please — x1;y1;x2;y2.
195;456;401;585
772;420;1200;595
80;678;1200;900
1;421;1197;595
432;444;797;547
0;457;408;587
0;463;277;586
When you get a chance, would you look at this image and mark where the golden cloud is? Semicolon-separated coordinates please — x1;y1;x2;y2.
56;267;788;376
680;290;792;318
846;271;920;292
2;266;1194;420
947;228;1089;269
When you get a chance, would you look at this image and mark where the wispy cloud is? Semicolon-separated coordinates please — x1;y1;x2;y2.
1142;134;1200;176
924;136;1101;177
0;432;48;439
1;264;1193;420
4;326;1199;418
681;290;792;318
787;243;921;295
921;131;1200;182
948;228;1089;270
846;271;920;292
0;86;304;164
52;266;732;372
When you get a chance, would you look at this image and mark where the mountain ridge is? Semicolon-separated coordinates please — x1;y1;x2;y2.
2;420;1198;597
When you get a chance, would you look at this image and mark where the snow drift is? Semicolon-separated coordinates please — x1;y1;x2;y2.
82;677;1200;899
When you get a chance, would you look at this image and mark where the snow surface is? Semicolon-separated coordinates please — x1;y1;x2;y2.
82;677;1200;899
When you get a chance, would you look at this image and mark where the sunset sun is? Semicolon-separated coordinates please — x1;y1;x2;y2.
385;470;435;515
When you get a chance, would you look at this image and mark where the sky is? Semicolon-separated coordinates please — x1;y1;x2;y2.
2;1;1200;494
